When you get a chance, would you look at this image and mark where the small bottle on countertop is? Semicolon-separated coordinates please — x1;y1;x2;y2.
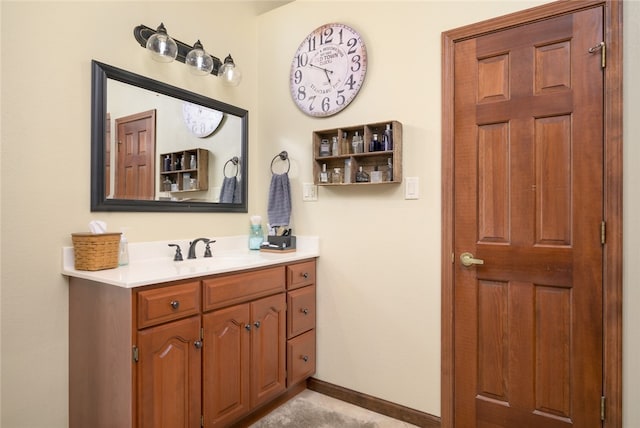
118;229;129;266
356;166;370;183
248;216;264;250
319;164;329;183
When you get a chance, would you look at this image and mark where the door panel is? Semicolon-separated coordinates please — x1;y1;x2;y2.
115;109;156;200
453;7;604;428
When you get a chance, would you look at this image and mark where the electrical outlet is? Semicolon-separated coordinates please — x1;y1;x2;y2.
405;177;419;199
302;183;318;201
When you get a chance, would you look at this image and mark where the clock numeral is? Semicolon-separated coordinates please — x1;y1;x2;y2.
307;95;317;111
336;89;346;106
345;73;357;91
293;69;303;85
296;52;309;68
347;38;359;55
321;97;331;112
296;86;307;101
350;55;362;72
320;27;334;45
307;37;316;52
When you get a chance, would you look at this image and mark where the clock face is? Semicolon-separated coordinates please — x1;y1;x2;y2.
182;102;224;138
290;23;367;117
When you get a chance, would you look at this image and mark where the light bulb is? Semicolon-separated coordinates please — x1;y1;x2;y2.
218;54;242;86
146;23;178;63
185;40;214;75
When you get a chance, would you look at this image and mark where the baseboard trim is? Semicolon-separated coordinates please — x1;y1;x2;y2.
307;378;441;428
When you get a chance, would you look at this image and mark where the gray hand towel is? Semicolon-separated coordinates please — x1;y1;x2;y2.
219;176;237;203
267;172;291;227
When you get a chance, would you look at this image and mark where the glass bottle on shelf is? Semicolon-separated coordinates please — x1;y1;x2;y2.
190;154;197;169
386;158;393;181
332;168;343;184
356;166;370;182
383;124;393;151
319;139;330;157
331;136;339;156
319;164;329;183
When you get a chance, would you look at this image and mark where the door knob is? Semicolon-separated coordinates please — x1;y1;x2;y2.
460;252;484;267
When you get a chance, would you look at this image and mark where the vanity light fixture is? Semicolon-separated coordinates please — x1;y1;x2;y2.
133;23;242;85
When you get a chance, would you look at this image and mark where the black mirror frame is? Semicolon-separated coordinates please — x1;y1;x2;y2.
90;60;248;212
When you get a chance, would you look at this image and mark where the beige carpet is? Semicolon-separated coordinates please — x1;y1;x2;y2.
249;390;419;428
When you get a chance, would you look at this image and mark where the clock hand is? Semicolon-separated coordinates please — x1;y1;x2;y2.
309;63;334;84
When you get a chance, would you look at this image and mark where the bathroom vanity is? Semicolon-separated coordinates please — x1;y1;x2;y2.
63;236;318;428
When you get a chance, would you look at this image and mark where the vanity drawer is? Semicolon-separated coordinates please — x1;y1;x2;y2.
287;285;316;339
202;266;285;311
287;329;316;387
137;281;201;329
286;260;316;290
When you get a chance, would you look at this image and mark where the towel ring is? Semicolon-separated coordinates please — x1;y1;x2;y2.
270;151;290;174
223;156;240;178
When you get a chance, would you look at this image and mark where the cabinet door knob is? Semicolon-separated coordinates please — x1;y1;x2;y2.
302;355;309;362
254;321;261;329
302;272;309;279
170;300;180;310
301;308;309;315
194;340;203;349
245;324;251;331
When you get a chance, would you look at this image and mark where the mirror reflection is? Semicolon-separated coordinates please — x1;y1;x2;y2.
91;60;248;212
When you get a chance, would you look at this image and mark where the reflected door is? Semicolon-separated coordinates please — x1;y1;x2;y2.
453;7;604;427
115;109;156;200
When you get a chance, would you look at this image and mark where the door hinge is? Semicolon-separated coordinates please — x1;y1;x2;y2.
601;221;606;245
588;41;606;68
601;396;606;421
132;345;139;363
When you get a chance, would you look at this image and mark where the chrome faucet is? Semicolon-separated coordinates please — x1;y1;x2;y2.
187;238;211;259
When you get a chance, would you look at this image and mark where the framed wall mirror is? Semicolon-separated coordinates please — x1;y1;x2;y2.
90;60;248;212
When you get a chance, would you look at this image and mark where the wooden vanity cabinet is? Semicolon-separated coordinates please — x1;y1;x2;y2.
285;261;317;387
202;268;287;427
134;281;202;428
69;259;316;428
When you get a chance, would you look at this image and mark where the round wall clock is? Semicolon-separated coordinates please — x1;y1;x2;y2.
290;23;367;117
182;102;224;138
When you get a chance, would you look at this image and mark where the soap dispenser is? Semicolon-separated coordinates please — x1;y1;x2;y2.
118;228;129;266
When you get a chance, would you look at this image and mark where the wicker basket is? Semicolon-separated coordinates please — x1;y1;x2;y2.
71;233;121;271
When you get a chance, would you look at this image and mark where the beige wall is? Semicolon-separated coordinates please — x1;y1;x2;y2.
1;1;638;427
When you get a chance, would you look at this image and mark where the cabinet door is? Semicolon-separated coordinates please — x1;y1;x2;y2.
203;304;251;427
137;315;201;428
251;293;286;408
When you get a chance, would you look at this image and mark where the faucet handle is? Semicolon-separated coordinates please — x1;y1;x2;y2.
168;244;183;261
204;240;216;257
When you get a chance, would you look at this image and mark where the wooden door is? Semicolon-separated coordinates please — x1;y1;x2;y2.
250;293;286;408
451;7;605;428
115;110;156;200
203;303;251;427
137;315;201;428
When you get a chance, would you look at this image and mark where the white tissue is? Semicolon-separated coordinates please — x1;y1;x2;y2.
250;215;262;226
88;220;107;234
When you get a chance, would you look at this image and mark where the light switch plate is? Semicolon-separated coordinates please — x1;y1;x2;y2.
302;183;318;201
405;177;419;199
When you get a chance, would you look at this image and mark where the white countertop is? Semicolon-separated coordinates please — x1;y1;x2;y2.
62;235;319;288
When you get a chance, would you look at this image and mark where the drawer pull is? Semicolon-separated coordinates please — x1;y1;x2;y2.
302;355;309;362
301;308;309;315
302;272;309;279
194;340;203;349
254;321;261;329
170;300;180;310
245;324;251;331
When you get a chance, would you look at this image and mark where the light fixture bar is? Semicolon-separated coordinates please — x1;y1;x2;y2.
133;24;222;75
